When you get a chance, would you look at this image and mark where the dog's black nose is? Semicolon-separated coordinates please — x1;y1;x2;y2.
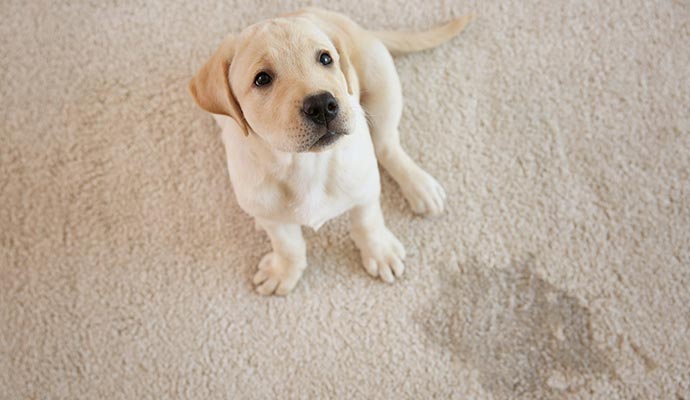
302;92;339;125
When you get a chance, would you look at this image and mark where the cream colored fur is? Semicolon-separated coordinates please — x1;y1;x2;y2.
191;8;470;295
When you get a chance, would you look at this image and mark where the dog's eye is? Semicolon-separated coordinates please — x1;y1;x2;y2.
254;72;272;87
319;52;333;66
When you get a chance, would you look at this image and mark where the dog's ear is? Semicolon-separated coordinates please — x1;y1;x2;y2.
332;37;357;97
189;35;248;136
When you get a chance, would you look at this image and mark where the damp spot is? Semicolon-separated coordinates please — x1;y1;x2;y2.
418;258;615;399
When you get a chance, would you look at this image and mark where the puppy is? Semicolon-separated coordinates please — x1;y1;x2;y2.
189;8;472;295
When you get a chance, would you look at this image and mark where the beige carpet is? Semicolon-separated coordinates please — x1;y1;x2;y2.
2;0;689;398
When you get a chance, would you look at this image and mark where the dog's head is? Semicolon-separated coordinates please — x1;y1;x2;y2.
189;17;357;152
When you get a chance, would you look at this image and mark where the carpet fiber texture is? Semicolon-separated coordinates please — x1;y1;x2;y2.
1;0;689;398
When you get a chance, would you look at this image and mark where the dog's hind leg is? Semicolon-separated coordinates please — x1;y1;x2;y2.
359;41;446;216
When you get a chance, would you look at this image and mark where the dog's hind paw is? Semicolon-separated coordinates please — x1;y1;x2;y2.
400;170;446;216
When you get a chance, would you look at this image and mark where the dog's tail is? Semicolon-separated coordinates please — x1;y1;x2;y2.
372;14;474;56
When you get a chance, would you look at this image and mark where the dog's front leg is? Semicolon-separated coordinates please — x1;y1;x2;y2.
253;219;306;296
349;199;406;283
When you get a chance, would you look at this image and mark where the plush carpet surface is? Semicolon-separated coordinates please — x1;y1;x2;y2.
1;0;689;398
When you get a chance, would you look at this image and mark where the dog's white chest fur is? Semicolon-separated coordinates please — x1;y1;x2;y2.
215;108;379;230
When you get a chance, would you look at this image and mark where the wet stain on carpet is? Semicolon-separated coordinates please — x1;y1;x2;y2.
418;257;615;398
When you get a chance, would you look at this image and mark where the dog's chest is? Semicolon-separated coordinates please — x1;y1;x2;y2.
224;130;380;230
263;156;372;229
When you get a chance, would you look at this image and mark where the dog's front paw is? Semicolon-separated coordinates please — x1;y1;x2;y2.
400;170;446;216
353;228;406;283
253;252;306;296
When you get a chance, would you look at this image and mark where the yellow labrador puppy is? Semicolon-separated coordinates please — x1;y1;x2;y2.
190;8;472;295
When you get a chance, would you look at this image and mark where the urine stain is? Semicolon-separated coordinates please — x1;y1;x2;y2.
418;257;616;399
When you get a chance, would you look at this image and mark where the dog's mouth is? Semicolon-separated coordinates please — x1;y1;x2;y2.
312;130;341;147
308;128;345;151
